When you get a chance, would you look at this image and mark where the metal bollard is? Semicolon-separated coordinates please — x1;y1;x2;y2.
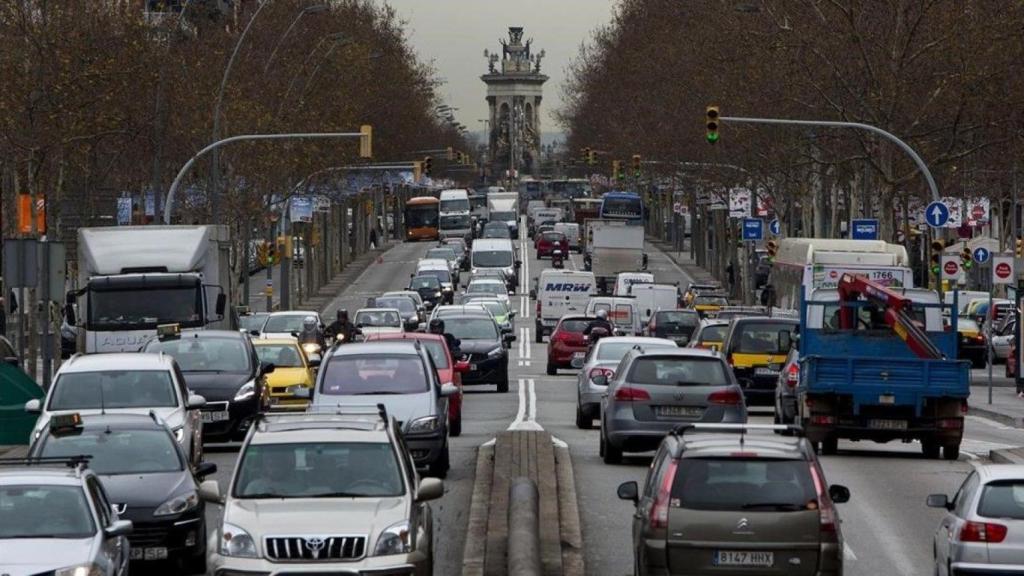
507;477;542;576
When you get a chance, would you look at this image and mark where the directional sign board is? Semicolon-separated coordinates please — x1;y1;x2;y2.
994;256;1014;285
769;219;781;236
926;201;950;228
941;255;961;280
973;246;990;265
851;219;879;240
742;218;764;242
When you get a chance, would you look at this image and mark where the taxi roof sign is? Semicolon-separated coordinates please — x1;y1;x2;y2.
49;413;83;434
157;323;181;340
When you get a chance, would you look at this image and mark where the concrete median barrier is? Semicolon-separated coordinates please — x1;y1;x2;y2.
508;477;542;576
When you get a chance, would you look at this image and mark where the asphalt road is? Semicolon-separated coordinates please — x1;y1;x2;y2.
186;229;1024;576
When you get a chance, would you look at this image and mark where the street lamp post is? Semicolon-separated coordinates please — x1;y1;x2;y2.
278;32;348;115
263;4;329;74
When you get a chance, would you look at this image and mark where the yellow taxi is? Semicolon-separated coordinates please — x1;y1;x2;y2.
691;294;729;318
251;338;317;411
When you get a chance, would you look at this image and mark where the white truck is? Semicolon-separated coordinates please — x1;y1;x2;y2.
487;191;520;239
531;269;595;342
629;283;680;324
584;220;646;294
71;225;233;353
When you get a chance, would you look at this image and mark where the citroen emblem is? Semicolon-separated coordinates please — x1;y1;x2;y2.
736;517;750;530
305;537;326;558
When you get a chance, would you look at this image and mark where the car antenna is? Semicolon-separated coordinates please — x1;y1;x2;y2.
99;379;106;415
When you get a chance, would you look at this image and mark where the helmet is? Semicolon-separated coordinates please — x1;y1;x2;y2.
303;316;317;328
429;319;445;334
338;309;348;321
596;309;608;320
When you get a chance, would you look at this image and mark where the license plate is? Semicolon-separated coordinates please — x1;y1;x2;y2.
714;550;773;567
879;394;896;405
755;367;780;376
130;547;168;561
201;410;229;423
869;419;907;430
655;405;704;418
571;352;586;361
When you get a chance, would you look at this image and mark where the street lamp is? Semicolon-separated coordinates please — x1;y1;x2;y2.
263;4;330;74
278;32;347;112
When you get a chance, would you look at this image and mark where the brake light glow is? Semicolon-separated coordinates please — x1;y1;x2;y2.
589;367;615;382
960;521;1007;543
936;418;963;430
614;386;651;402
808;463;839;542
649;460;677;529
786;363;800;388
810;415;835;426
707;389;742;405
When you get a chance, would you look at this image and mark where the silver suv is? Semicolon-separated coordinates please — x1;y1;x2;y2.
202;407;443;575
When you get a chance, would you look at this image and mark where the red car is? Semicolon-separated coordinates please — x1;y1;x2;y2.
546;315;595;375
365;332;468;436
536;231;569;259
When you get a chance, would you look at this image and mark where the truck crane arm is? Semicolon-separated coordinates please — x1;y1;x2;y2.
836;273;944;360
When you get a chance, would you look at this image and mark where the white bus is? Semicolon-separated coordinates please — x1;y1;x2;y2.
438;189;471;240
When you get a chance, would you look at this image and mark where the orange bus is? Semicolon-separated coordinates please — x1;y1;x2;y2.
404;196;440;241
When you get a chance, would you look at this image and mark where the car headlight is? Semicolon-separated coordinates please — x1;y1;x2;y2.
487;346;505;359
407;415;440;434
220;522;258;558
302;342;321;356
154;490;199;516
374;520;411;556
173;426;185;443
443;286;453;292
435;291;442;298
55;564;103;576
233;381;256;402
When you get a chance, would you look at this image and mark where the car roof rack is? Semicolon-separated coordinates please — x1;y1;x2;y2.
0;455;92;476
673;423;803;439
256;404;390;431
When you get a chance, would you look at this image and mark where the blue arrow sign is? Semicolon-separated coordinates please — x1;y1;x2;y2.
973;246;990;264
851;218;879;240
742;218;764;241
925;201;950;228
769;219;781;236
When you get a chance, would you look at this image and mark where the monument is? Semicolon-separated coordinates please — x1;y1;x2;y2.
482;27;548;177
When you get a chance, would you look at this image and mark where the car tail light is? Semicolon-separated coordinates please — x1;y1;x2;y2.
536;300;542;317
727;354;735;367
613;386;651;402
589;367;614;382
937;418;963;430
707;389;742;405
786;363;799;388
960;521;1008;543
649;460;677;529
809;463;839;543
961;400;969;414
810;415;835;426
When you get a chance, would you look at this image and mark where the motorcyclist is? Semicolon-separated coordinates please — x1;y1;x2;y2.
583;309;614;342
551;249;564;269
428;319;461;356
297;316;322;345
324;309;359;344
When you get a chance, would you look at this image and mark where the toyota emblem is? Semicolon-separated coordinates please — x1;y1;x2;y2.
304;537;326;558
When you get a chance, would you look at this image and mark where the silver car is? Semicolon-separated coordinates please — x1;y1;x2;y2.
928;464;1024;575
598;347;747;464
573;336;677;429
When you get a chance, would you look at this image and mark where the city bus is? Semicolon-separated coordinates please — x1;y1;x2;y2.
404;196;440;241
599;191;644;223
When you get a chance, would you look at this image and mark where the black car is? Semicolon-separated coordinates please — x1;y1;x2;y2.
30;413;217;573
644;309;700;346
443;313;514;393
141;330;272;442
409;274;444;309
481;221;512;239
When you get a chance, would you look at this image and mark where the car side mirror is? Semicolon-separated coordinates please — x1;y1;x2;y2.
24;399;41;414
249;329;260;337
194;461;217;479
454;360;471;373
829;484;851;504
509;310;517;318
417;477;444;501
198;479;224;505
260;362;276;375
64;303;76;326
617;481;639;504
515;260;522;269
104;519;133;538
926;493;951;510
216;293;227;317
504;333;517;343
570;356;585;369
529;289;537;300
592;375;608;386
440;383;459;397
308;357;321;368
186;394;206;409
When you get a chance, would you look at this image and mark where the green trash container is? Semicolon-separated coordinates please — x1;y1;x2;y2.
0;362;43;445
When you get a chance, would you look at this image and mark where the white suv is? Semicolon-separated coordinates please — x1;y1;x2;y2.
201;407;442;575
25;353;205;465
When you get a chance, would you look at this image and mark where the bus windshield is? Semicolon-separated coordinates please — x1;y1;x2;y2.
405;203;439;229
601;195;644;220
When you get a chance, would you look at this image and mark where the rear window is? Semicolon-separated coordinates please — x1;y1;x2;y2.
597;341;675;361
672;458;816;512
320;354;428;395
695;296;728;306
541;232;565;242
558;319;592;333
732;322;797;354
699;325;728;343
977;481;1024;520
656;311;699;327
626;356;728;386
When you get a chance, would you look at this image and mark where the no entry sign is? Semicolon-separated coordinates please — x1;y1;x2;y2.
941;256;961;280
993;256;1014;285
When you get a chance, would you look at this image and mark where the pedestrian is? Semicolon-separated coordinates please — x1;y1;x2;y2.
0;296;6;337
726;262;736;296
369;226;378;249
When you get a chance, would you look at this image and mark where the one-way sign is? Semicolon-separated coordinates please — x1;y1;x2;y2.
926;201;950;228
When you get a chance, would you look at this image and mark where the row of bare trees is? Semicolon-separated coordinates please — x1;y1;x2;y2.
0;0;468;241
559;0;1024;244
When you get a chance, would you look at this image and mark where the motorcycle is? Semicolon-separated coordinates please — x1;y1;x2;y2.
551;249;564;269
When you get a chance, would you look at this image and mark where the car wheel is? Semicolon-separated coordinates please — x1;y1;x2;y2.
821;436;838;456
179;524;207;574
921;440;940;459
547;361;557;376
535;328;543;344
428;445;450;478
497;377;509;393
602;436;623;464
943;444;960;461
450;417;462;438
575;405;592;429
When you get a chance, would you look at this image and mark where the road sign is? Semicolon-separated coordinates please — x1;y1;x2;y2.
941;256;961;280
926;201;950;228
116;197;132;226
290;195;313;223
851;219;879;240
742;218;764;241
994;256;1014;285
973;246;990;265
769;219;781;236
2;238;38;288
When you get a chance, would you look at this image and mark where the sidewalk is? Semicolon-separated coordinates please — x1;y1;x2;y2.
970;385;1024;428
650;240;718;285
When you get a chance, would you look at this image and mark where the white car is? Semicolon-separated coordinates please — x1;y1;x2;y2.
25;353;206;465
354;308;405;339
992;319;1016;362
464;278;510;304
261;310;324;339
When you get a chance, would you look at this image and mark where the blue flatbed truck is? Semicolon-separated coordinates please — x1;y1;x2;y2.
795;274;970;459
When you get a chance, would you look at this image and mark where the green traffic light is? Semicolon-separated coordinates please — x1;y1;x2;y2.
706;133;720;144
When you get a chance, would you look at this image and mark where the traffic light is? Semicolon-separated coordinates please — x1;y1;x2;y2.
359;124;373;158
930;239;944;275
257;242;269;266
582;147;591;164
587;149;597;165
611;160;621;180
424;156;433;176
766;240;778;261
632;154;642;177
706;106;720;144
960;244;973;269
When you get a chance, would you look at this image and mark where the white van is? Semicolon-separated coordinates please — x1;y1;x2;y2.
629;283;680;323
614;272;655;296
553;222;581;252
533;270;596;342
439;189;472;240
471;238;519;292
585;296;641;336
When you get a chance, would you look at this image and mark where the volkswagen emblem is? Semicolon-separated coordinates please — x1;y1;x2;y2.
304;537;326;558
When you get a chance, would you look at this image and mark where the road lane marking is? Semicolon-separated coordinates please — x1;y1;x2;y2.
510;378;527;428
966;414;1015;431
844;544;857;562
527;379;537;421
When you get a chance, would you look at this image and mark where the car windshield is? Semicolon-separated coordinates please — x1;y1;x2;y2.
374;298;416;315
977;480;1024;520
0;485;95;539
355;310;401;327
490;211;516;221
700;325;728;343
440;214;471;229
626;356;728;386
88;284;202;329
49;371;177;410
656;311;699;327
419;269;452;283
238;313;269;332
477;301;508;318
597;341;676;361
673;458;817;511
263;315;311;333
146;337;251;372
483;225;511;238
411;276;441;290
445;317;498;340
427;249;457;261
468;282;506;296
440;199;471;213
321;354;428;395
732;323;797;355
234;442;404;498
473;250;513;268
254;344;305;368
695;296;728;306
39;429;182;475
541;232;565;242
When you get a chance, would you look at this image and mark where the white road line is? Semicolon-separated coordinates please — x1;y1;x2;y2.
844;544;857;562
965;414;1015;431
528;379;537;421
510;378;527;428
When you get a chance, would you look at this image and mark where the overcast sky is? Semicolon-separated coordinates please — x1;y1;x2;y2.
382;0;618;136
